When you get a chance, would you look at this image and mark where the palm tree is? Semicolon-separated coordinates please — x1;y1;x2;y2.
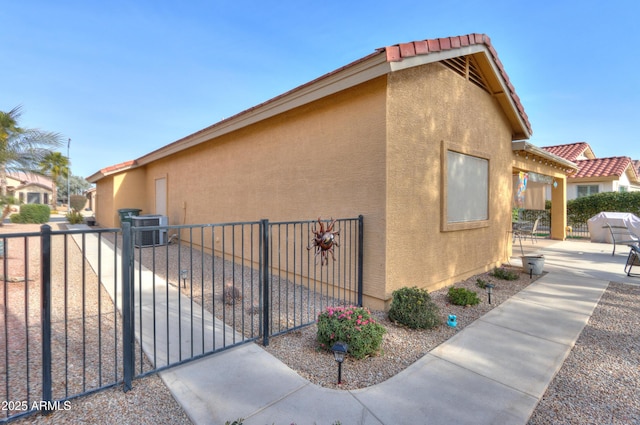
39;151;69;209
0;105;62;196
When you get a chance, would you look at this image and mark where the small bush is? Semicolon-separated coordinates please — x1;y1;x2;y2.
317;305;386;360
10;204;50;224
490;267;519;281
223;281;242;305
475;278;491;289
388;286;441;329
66;210;85;224
447;287;480;306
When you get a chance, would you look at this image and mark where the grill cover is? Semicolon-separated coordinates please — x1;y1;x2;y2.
587;212;640;243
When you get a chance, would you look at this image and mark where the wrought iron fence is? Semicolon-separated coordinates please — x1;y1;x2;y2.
0;216;363;422
1;227;124;422
518;209;591;239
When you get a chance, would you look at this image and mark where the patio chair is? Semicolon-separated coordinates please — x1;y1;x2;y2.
604;223;640;256
624;244;640;277
519;217;541;243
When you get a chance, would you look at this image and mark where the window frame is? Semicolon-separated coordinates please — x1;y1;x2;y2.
577;184;599;198
441;140;491;232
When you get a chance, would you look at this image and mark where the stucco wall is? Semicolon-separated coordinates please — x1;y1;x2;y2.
383;62;516;298
96;61;543;308
95;168;148;227
95;176;114;226
143;78;389;306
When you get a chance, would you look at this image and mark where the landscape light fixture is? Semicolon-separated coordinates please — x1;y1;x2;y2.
331;341;348;384
180;269;188;288
486;283;494;304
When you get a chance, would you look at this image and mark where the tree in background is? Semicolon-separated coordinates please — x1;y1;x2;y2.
57;174;92;204
0;105;62;195
39;151;69;208
0;105;62;224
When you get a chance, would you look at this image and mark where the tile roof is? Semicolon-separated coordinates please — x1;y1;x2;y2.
87;160;137;182
541;142;590;162
573;157;633;179
380;33;532;136
100;160;136;174
7;172;53;189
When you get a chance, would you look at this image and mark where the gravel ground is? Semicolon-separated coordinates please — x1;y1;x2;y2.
527;281;640;425
3;222;639;424
263;266;542;390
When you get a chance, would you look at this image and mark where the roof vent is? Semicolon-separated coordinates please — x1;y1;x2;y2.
442;56;490;93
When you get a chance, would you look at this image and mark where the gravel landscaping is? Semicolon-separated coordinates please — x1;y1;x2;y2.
263;266;542;390
3;223;639;424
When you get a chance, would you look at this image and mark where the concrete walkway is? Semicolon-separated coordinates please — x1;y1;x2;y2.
68;226;243;368
71;227;639;424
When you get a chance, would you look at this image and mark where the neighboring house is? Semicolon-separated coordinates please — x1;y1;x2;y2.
88;33;575;309
6;172;53;205
85;186;96;212
542;142;640;199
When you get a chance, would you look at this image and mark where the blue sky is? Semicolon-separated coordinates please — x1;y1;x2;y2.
2;1;638;180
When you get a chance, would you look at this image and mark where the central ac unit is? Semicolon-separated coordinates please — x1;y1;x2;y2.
131;215;168;247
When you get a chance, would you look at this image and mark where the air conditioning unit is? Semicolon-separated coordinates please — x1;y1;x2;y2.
131;215;168;247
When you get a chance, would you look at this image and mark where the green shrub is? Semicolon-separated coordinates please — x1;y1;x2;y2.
388;286;441;329
490;267;519;281
447;287;480;306
317;305;386;360
70;194;86;212
66;210;85;224
10;213;24;223
10;204;50;224
475;278;491;289
566;191;640;224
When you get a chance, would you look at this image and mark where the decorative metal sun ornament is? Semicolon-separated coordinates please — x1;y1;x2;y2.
307;217;340;265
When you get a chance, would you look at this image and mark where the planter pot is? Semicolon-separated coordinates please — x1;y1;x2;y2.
522;255;545;275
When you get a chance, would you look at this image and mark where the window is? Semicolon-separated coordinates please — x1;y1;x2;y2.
442;143;490;231
577;185;599;198
619;185;629;193
27;192;41;204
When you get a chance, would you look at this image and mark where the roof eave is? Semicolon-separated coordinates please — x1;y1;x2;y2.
87;160;138;183
512;141;578;174
135;52;391;167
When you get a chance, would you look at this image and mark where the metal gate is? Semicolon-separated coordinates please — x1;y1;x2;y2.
1;216;363;422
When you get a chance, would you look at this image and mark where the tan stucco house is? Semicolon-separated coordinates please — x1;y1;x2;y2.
88;33;575;309
6;172;53;205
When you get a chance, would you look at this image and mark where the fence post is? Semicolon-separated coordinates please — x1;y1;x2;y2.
357;215;364;307
121;222;134;391
40;224;52;410
260;219;270;346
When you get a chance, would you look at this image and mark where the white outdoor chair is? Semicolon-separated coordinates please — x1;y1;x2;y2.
520;217;540;243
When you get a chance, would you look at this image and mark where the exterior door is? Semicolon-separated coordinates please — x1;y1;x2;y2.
155;177;167;216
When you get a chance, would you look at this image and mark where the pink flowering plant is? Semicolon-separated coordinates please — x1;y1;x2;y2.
316;305;386;359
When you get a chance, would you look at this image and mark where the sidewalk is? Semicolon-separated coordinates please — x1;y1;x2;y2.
160;239;638;425
72;227;638;424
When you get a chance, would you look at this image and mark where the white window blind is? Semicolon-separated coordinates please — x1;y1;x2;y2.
447;150;489;223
